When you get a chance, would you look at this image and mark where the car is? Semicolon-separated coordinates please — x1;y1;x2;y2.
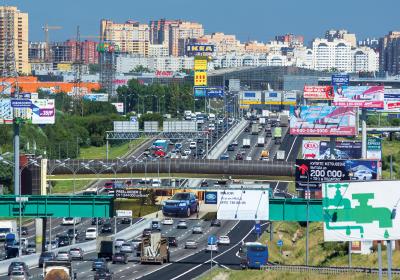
227;144;235;151
200;181;209;188
67;228;79;239
9;270;29;280
103;181;114;190
57;235;71;247
85;227;97;240
162;192;199;217
162;218;174;225
196;149;205;156
38;251;56;267
92;258;108;271
232;140;238;146
94;268;113;280
62;217;81;225
167;237;178;247
8;262;29;276
18;226;28;236
150;219;161;231
114;239;125;248
120;242;133;253
219;153;229;160
56;251;71;262
244;127;250;132
192;226;203;234
92;218;104;225
181;154;189;159
69;247;84;261
205;244;218;252
24;243;36;255
353;170;373;180
183;149;191;155
211;219;221;227
121;217;131;224
177;220;188;229
189;141;197;149
45;240;58;251
235;153;243;160
101;223;113;234
142;228;152;237
185;240;198;249
112;252;128;264
151;179;161;187
154;149;166;157
218;236;231;245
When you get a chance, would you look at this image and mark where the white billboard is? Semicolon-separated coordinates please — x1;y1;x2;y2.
217;190;269;220
323;181;400;241
83;93;109;102
31;99;55;124
112;103;124;113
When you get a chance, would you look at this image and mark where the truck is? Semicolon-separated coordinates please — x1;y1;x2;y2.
97;236;114;261
257;137;265;147
184;110;192;120
262;110;269;117
43;261;76;280
259;117;266;125
279;114;288;127
242;138;251;148
5;233;18;249
152;139;169;151
140;232;169;264
251;123;259;135
0;220;17;241
260;150;270;160
273;127;282;144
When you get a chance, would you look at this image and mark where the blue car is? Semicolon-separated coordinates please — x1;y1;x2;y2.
162;192;199;217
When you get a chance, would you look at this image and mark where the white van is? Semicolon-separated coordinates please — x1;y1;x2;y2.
208;113;216;122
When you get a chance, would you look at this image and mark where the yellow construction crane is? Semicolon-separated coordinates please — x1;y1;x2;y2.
42;24;62;62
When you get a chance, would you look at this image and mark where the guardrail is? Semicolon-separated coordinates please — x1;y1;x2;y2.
0;218;151;275
263;264;400;275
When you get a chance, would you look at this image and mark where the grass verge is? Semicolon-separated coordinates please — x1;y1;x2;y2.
114;199;159;218
51;180;92;194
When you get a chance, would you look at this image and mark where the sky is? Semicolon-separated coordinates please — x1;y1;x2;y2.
6;0;400;45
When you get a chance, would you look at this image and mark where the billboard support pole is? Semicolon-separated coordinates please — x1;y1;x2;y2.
361;109;367;158
106;140;109;161
305;172;310;266
348;241;351;267
269;222;273;241
387;240;392;280
13;122;20;196
329;137;336;159
378;241;383;280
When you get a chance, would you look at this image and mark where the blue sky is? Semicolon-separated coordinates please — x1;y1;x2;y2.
7;0;400;45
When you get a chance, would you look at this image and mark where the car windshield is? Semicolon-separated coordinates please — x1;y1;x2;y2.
171;193;190;200
249;246;267;252
87;229;96;232
41;252;53;257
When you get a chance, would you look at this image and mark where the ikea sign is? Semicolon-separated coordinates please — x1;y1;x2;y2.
186;44;215;54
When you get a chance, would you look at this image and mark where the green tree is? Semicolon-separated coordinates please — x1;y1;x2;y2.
130;65;151;73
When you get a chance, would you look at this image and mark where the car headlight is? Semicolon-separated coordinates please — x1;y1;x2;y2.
179;202;187;207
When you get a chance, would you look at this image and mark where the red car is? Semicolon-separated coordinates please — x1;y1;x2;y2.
103;181;113;189
154;149;166;157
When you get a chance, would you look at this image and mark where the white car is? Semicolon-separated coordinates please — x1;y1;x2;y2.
189;142;197;149
114;239;125;248
177;220;188;229
162;218;174;225
181;154;189;159
62;217;81;225
218;235;230;245
183;149;191;155
353;170;373;181
185;240;198;249
205;244;218;252
208;124;215;131
152;179;161;187
120;242;133;253
85;227;97;240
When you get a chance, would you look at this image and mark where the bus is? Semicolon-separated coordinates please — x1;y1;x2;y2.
239;242;268;269
83;187;99;196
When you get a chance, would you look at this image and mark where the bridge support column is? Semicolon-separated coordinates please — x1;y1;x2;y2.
35;218;44;254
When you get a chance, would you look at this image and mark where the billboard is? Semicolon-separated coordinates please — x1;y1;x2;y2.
194;71;207;86
206;87;224;98
240;91;262;105
331;74;350;86
295;159;378;189
97;42;119;53
0;99;13;124
186;44;215;55
83;93;109;102
302;140;362;160
193;87;206;97
265;91;282;105
303;86;334;100
31;99;55;124
367;134;382;160
333;86;384;108
289;106;357;136
194;56;208;71
283;91;297;105
112;103;124;114
323;181;400;241
384;90;400;110
217;190;269;220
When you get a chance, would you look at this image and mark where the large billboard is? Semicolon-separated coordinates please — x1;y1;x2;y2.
240;91;262;105
83;93;109;102
31;99;55;124
333;86;384;108
384;90;400;110
367;134;382;160
289;106;357;136
303;86;334;100
206;87;224;98
323;181;400;241
302;140;362;160
112;103;124;114
295;159;378;189
217;190;269;220
331;74;350;86
194;56;208;71
283;91;297;105
186;44;215;55
194;71;207;86
265;91;282;105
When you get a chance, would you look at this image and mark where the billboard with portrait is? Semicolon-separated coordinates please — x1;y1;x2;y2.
304;86;334;100
290;106;357;136
333;86;384;108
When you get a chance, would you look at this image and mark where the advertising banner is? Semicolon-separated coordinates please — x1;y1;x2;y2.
303;86;334;100
194;71;207;86
217;190;269;220
283;91;297;105
367;134;382;160
331;74;350;86
31;99;55;124
384;90;400;110
83;93;109;102
114;189;146;199
289;106;357;136
265;91;282;105
193;87;206;97
302;140;362;160
240;91;262;105
323;181;400;241
194;56;208;71
333;86;384;108
186;44;215;55
116;210;133;217
0;99;13;124
112;103;124;114
206;87;224;98
295;159;378;189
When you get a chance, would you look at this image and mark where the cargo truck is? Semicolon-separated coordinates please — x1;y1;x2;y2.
97;236;114;261
43;261;76;280
0;220;17;241
140;232;169;264
257;137;265;147
259;117;266;125
273;127;282;145
242;138;251;148
251;123;259;135
152;140;169;151
279;114;288;127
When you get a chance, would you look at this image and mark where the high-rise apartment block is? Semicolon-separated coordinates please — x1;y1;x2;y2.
169;21;204;56
275;33;304;47
325;29;357;47
0;6;30;74
379;31;400;75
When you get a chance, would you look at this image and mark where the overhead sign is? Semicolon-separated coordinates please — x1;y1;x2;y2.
295;159;378;190
367;134;382;160
194;72;207;86
0;99;13;124
83;93;109;102
186;44;215;55
323;181;400;241
216;190;269;220
331;74;350;86
254;223;261;235
116;210;133;217
333;86;384;108
31;99;55;124
265;91;282;105
194;56;208;71
303;86;334;100
289;106;357;136
302;140;362;160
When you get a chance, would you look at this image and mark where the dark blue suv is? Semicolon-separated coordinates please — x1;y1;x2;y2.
162;192;199;217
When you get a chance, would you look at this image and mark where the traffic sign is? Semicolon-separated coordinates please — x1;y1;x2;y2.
130;116;137;123
116;210;132;217
277;239;283;247
208;235;217;245
254;223;261;235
